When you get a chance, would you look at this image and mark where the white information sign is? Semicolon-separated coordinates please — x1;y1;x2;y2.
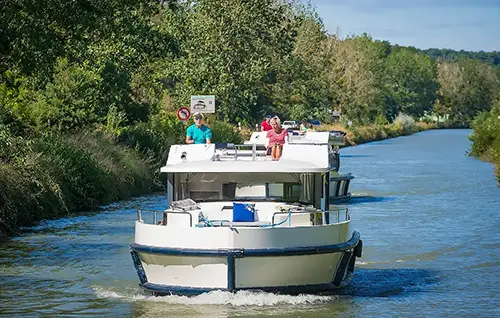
190;95;215;113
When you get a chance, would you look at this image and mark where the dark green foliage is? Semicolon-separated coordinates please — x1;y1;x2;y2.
0;131;151;236
2;0;499;130
469;105;500;157
119;111;185;163
469;105;500;183
209;121;244;144
421;48;500;67
384;48;438;119
437;59;499;125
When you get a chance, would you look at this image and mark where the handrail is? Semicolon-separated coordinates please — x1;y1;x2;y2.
137;208;193;227
216;144;269;161
271;207;349;226
138;207;348;228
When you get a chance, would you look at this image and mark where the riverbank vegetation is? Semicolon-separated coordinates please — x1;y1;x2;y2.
468;104;500;183
1;0;499;235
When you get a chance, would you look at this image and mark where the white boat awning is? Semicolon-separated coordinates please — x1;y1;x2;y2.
160;143;331;173
160;159;329;173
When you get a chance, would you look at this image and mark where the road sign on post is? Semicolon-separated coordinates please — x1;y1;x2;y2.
177;107;191;123
191;95;215;114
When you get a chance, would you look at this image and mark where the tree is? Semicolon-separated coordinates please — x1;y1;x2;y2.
154;0;297;123
437;59;500;125
268;7;331;121
383;48;438;119
324;34;388;124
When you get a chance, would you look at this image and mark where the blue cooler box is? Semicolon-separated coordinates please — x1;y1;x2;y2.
232;203;255;222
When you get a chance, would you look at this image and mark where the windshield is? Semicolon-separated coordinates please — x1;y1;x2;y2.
175;173;316;204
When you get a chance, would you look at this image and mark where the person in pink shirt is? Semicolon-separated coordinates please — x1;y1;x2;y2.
260;115;272;131
265;116;288;160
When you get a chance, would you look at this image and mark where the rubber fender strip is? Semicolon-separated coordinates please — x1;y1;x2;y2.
333;251;352;286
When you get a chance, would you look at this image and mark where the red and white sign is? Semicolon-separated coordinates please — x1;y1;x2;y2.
177;107;191;121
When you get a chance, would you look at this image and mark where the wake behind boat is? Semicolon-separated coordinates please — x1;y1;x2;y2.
130;132;362;295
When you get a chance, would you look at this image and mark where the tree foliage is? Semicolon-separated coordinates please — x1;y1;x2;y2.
437;59;500;124
384;48;438;119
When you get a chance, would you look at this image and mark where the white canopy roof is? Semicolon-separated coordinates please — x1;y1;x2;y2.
160;144;331;173
160;158;328;173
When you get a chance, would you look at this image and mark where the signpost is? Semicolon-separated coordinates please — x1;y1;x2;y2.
177;107;191;125
190;95;215;114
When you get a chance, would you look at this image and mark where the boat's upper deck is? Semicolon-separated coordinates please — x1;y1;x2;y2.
160;132;341;173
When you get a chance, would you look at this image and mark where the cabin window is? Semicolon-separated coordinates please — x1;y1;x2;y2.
173;172;315;204
222;182;237;199
234;173;314;204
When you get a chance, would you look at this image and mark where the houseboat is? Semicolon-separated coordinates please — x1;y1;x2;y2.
130;137;362;295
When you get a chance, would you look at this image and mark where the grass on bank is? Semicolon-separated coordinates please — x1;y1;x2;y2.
0;130;151;236
319;114;442;146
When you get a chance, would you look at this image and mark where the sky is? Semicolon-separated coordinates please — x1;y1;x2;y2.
309;0;500;52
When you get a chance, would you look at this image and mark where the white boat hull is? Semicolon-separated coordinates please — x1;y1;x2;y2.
130;221;361;295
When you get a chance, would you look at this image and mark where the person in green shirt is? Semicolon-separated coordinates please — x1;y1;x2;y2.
299;119;308;135
185;112;212;144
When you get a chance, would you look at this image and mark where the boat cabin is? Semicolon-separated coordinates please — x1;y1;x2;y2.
148;135;350;228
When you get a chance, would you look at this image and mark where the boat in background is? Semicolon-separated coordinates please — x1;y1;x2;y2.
130;138;362;296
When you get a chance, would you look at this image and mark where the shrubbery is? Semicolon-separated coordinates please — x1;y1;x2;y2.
119;111;185;163
209;121;244;144
394;113;417;134
330;113;422;145
0;130;151;236
469;105;500;182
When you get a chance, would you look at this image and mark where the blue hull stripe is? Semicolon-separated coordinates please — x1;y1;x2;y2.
130;231;360;257
141;280;352;296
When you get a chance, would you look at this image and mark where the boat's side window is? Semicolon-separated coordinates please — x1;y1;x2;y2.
222;182;237;200
283;183;302;202
267;183;284;198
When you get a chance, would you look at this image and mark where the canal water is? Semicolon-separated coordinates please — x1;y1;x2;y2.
1;129;499;317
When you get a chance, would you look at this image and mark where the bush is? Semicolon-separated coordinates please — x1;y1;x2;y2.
394;113;417;134
239;127;254;141
375;114;389;126
119;111;185;162
382;124;403;138
209;121;244;144
0;125;29;164
469;108;500;157
0;130;151;236
469;105;500;183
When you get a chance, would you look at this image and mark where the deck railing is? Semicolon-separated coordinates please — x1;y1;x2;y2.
137;208;193;227
272;207;349;225
213;143;267;161
137;206;348;227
